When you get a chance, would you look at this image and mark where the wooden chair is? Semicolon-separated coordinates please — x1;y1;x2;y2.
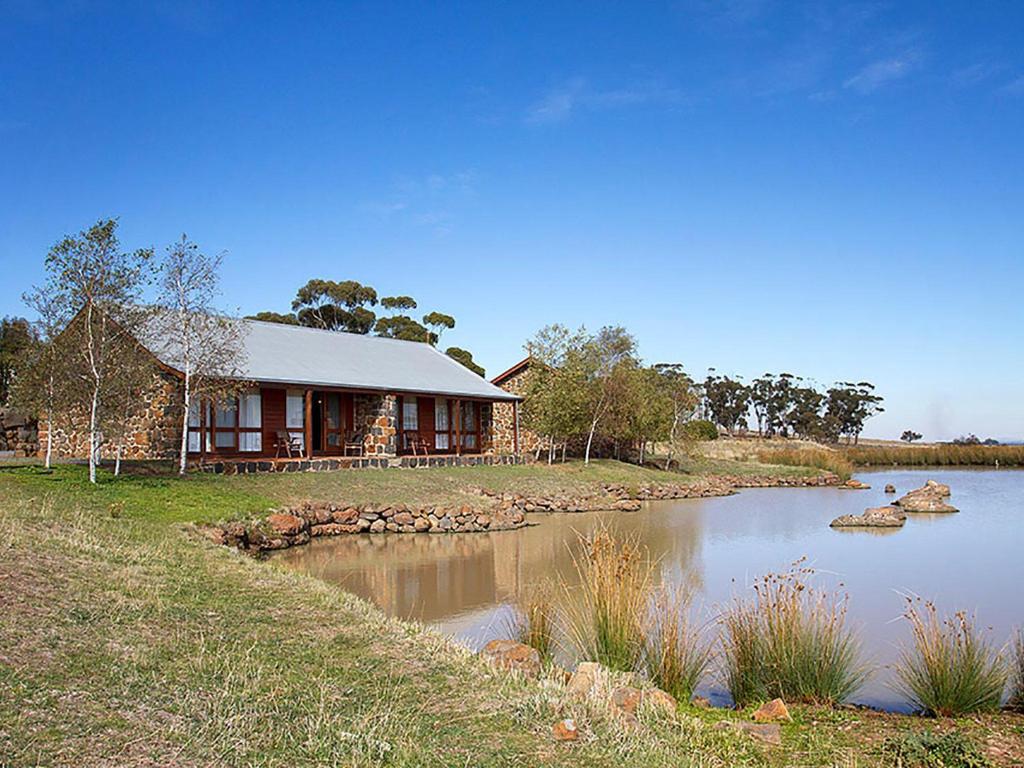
343;431;364;457
274;430;303;459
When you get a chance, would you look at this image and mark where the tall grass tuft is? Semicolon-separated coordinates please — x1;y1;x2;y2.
846;443;1024;467
563;525;651;673
893;598;1007;717
720;560;867;706
643;584;711;701
1010;630;1024;712
755;447;853;480
510;581;556;663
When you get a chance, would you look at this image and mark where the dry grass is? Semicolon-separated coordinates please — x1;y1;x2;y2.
846;444;1024;467
510;581;557;662
1011;630;1024;712
562;526;652;673
755;447;854;480
719;561;867;707
893;598;1008;717
643;585;711;702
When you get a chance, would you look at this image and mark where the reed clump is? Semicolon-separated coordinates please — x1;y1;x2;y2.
1010;630;1024;712
756;447;854;480
563;526;651;673
893;598;1007;717
846;444;1024;467
511;582;557;662
642;584;711;702
720;560;867;706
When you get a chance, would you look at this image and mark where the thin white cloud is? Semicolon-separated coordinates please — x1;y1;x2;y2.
951;61;1004;88
843;49;923;94
525;77;683;124
1000;75;1024;96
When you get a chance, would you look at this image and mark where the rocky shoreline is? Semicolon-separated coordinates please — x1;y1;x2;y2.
199;472;843;554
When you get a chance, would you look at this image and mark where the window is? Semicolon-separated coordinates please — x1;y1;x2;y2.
214;399;237;449
434;398;449;449
239;391;262;452
187;398;201;453
286;390;305;451
403;396;418;431
461;401;477;449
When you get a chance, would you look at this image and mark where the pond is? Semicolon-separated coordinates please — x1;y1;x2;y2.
273;469;1024;711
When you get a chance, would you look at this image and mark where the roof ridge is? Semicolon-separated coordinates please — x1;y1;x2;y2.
241;317;437;347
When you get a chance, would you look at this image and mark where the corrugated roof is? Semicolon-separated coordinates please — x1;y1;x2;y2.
146;317;519;401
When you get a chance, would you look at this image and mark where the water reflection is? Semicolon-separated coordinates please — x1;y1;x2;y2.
274;469;1024;710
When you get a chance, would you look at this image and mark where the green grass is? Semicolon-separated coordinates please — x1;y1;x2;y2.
642;585;711;702
719;561;867;707
894;599;1008;717
879;730;993;768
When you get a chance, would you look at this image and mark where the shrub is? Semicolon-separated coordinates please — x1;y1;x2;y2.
682;419;718;441
510;582;556;662
563;526;651;672
1010;629;1024;711
755;447;853;480
643;584;711;701
893;599;1007;717
719;560;867;706
879;730;992;768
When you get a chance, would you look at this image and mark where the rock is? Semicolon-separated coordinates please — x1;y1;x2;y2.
752;698;792;723
480;639;542;678
413;517;430;532
895;483;959;512
830;506;906;528
614;499;642;511
369;519;386;533
924;479;951;497
884;484;896;494
331;507;359;524
691;695;711;709
566;661;603;698
267;513;305;536
610;686;643;716
644;688;678;718
392;511;415;526
841;479;870;490
198;525;226;545
714;721;782;746
552;718;578;741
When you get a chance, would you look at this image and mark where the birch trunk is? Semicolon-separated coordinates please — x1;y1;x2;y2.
584;415;599;465
178;376;190;475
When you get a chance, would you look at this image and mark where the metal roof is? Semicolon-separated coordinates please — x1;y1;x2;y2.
148;317;519;401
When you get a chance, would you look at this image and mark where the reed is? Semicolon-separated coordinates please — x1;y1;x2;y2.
755;447;853;480
846;444;1024;467
1006;629;1024;712
719;561;867;707
510;581;556;662
563;525;651;673
893;598;1007;717
642;584;712;701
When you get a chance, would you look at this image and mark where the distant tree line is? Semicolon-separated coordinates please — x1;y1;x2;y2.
248;279;484;376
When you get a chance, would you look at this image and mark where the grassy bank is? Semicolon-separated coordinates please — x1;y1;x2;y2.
2;462;1021;766
844;444;1024;467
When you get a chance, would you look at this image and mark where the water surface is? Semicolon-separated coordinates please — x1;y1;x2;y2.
274;469;1024;710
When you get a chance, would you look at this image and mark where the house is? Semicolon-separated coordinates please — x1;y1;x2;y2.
490;356;546;457
42;317;523;469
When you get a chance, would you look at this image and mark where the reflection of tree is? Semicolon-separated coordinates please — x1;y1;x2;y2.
273;500;710;632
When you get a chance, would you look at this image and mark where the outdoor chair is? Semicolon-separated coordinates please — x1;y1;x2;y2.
343;431;364;457
274;430;303;459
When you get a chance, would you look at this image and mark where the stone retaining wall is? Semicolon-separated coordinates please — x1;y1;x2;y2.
194;452;522;475
201;472;840;554
0;408;38;457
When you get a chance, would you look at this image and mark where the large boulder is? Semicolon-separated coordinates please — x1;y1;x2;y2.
894;481;958;513
267;513;306;536
480;639;542;678
830;506;906;528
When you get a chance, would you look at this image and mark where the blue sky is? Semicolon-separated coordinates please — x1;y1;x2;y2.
1;1;1022;440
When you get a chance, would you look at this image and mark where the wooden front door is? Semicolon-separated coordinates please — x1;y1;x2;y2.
318;392;354;454
417;397;435;451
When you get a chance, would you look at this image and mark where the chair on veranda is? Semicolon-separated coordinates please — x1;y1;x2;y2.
343;431;364;457
274;430;303;459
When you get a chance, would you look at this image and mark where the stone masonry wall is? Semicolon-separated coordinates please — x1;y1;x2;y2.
355;392;398;457
40;367;183;461
492;365;545;457
0;408;39;457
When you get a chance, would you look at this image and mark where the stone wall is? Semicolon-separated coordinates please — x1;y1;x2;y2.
354;392;398;456
0;408;39;457
492;363;545;457
40;367;183;461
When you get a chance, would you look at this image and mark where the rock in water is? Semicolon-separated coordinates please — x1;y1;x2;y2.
894;481;958;513
884;484;896;494
830;506;906;528
480;639;542;678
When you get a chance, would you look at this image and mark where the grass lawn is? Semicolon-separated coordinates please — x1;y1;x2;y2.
1;459;1019;767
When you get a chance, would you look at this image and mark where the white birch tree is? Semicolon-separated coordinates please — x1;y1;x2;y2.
154;235;244;475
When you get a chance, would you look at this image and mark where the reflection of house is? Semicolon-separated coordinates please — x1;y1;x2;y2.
43;317;522;464
490;357;546;456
